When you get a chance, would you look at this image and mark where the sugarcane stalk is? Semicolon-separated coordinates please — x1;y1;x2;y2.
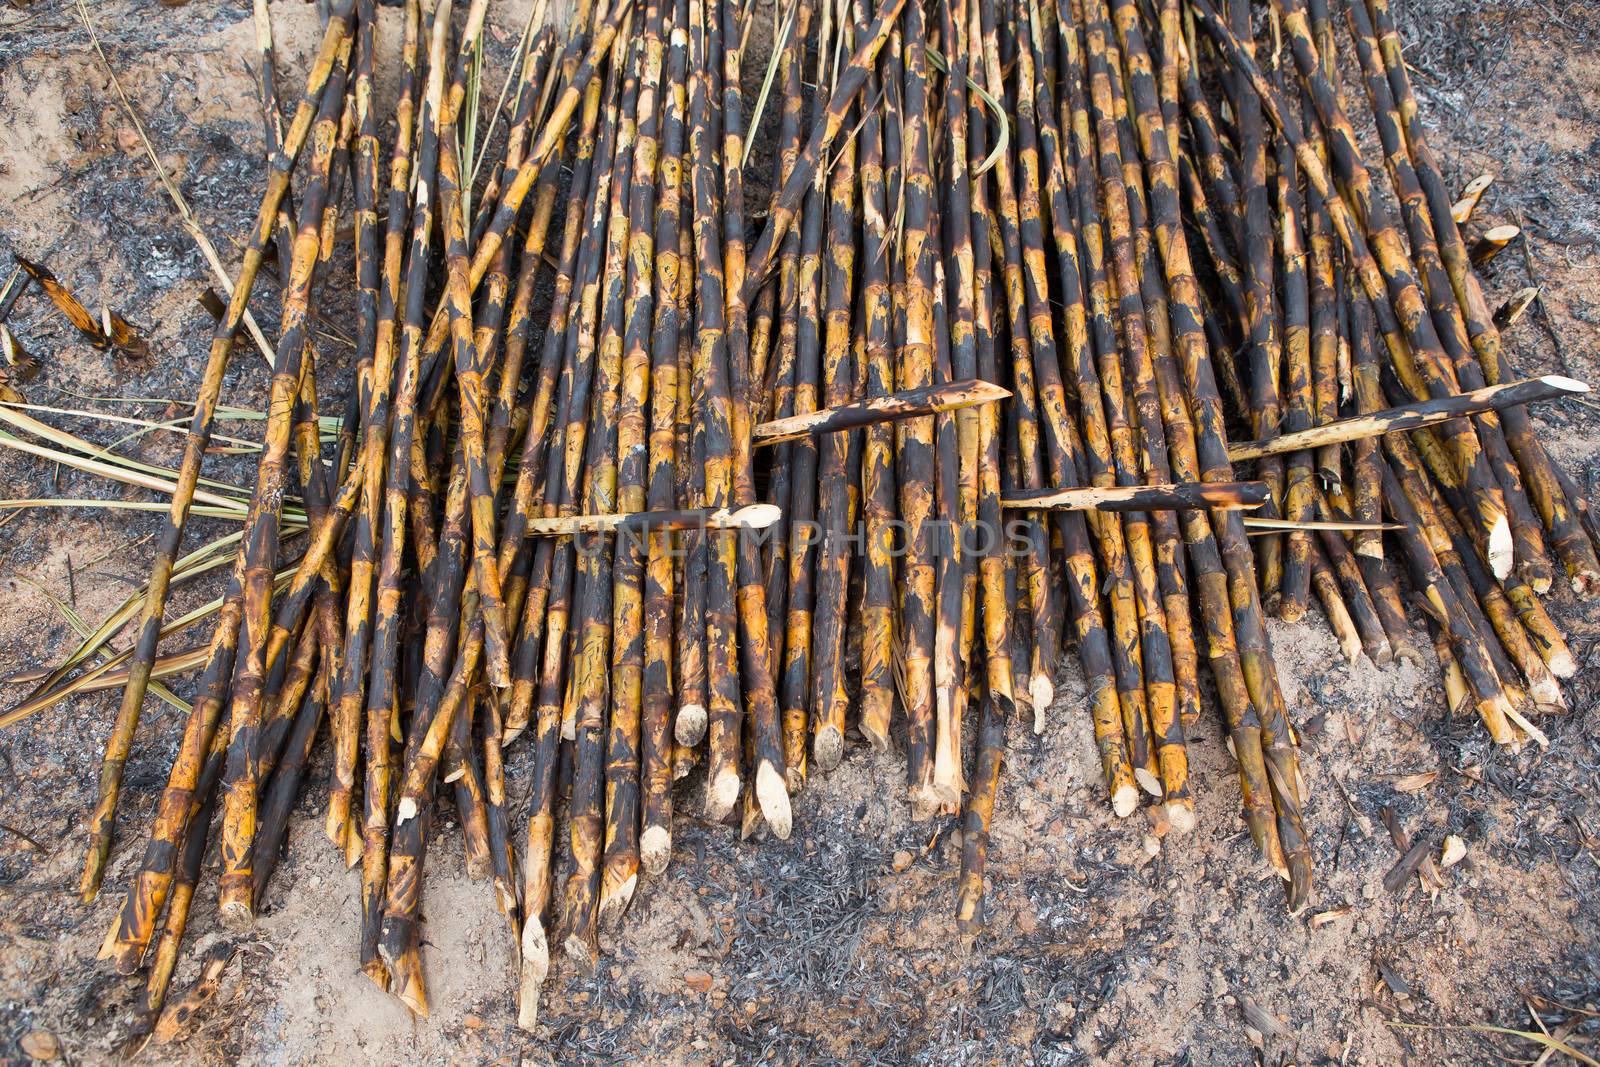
81;0;357;905
1365;0;1598;593
217;33;354;927
1006;481;1268;510
1091;0;1309;899
1229;376;1589;461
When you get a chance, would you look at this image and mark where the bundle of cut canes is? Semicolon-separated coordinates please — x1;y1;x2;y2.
30;0;1596;1031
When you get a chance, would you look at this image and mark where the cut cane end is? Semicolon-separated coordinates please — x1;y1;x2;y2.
496;883;519;921
813;725;844;771
395;797;419;824
674;704;707;746
500;725;526;746
1548;649;1578;678
324;812;347;851
909;784;943;822
516;934;550;1032
1372;640;1395;667
1486;517;1514;580
562;934;597;970
1111;784;1140;817
598;875;638;930
1570;569;1600;599
860;723;890;752
1133;767;1163;798
1030;677;1053;732
361;958;390;992
705;769;741;821
640;826;672;875
1541;374;1590;396
396;979;429;1018
1530;678;1565;709
219;899;254;932
1339;636;1364;663
755;762;792;839
1166;801;1197;834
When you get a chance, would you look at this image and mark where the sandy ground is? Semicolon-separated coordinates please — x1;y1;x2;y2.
1;0;1598;1063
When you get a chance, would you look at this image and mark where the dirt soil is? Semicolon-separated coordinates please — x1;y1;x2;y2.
1;0;1599;1063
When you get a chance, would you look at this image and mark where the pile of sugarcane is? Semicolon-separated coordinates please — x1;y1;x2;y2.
12;0;1597;1034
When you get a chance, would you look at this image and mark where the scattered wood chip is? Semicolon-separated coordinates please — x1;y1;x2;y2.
1393;770;1437;793
1440;835;1467;869
14;257;105;344
1239;994;1288;1042
1376;959;1413;1000
1451;173;1493;224
1380;806;1445;894
1495;286;1539;329
1;324;40;382
1310;907;1352;928
1384;836;1436;894
19;1029;60;1061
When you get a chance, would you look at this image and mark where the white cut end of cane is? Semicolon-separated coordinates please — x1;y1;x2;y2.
1111;783;1140;818
598;875;638;931
1548;648;1577;678
1167;801;1197;834
728;502;782;529
705;768;741;821
344;829;363;869
500;724;525;747
1486;516;1514;580
395;797;419;824
1030;676;1053;734
756;761;792;839
1542;373;1591;395
640;825;672;875
219;899;254;932
1133;767;1163;798
674;703;707;746
442;765;465;784
813;724;844;771
1530;676;1565;709
1340;635;1364;663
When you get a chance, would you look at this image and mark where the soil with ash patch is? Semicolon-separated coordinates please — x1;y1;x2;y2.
0;0;1597;1063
